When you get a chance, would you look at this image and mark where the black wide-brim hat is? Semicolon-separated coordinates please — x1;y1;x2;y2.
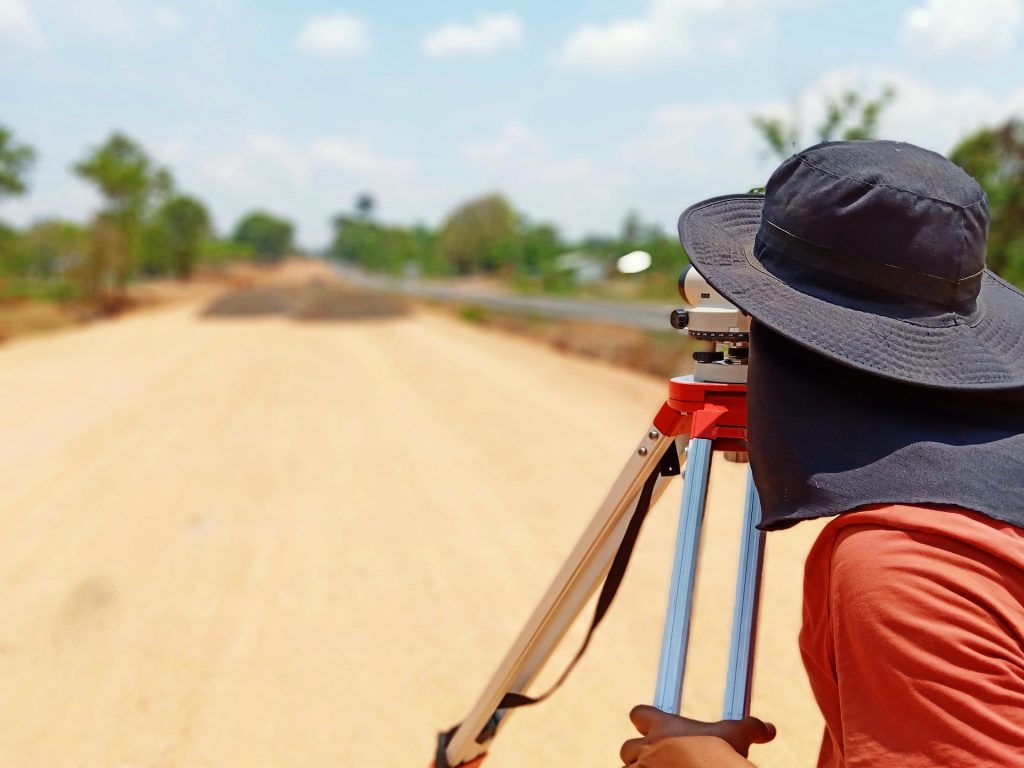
679;141;1024;391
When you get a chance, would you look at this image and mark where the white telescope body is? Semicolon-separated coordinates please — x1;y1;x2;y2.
679;267;750;338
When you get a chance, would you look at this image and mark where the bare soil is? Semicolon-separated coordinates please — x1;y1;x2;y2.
0;299;82;343
0;259;326;345
0;263;827;766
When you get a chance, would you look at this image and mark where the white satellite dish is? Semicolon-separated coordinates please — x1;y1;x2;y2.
617;250;652;274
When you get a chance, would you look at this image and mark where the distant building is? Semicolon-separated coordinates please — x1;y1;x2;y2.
553;251;605;284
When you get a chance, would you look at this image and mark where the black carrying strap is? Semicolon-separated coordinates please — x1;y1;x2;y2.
435;443;681;763
494;442;680;714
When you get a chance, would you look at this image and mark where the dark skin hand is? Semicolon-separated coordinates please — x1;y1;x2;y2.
620;705;776;768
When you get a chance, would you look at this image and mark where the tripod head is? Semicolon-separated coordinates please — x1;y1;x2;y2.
671;267;750;384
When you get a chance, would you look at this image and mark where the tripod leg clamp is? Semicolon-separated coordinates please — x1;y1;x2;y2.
434;725;487;768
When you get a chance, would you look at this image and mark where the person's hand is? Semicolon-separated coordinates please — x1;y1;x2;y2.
620;705;776;767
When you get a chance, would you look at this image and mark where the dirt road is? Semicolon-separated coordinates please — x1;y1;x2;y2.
0;276;827;767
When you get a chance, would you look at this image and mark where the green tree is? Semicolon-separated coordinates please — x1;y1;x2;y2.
0;125;37;199
355;192;375;219
437;193;519;274
950;119;1024;287
620;211;663;246
11;219;87;279
329;192;443;276
0;222;19;278
519;221;562;275
72;132;173;297
753;87;897;159
601;212;685;295
329;213;435;276
144;195;211;279
200;238;254;268
76;213;131;310
232;211;295;263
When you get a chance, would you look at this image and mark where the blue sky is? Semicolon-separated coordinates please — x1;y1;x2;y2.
2;0;1023;247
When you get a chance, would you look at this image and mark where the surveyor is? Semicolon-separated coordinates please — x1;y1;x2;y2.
620;140;1024;767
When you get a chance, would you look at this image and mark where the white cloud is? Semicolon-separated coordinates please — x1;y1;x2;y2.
208;135;309;190
155;5;182;31
457;121;596;230
70;0;137;41
202;131;425;245
560;0;807;72
611;100;779;232
208;153;246;189
53;1;184;43
310;137;417;176
0;0;44;50
794;67;1024;152
603;67;1024;235
422;12;523;58
463;121;544;162
462;121;592;185
902;0;1022;57
561;17;671;72
449;68;1024;239
154;137;188;164
621;101;774;182
247;134;312;185
207;133;415;193
295;12;369;57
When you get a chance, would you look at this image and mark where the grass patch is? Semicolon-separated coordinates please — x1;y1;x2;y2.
457;305;487;324
0;278;80;303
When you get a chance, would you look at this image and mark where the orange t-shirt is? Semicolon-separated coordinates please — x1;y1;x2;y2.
800;504;1024;767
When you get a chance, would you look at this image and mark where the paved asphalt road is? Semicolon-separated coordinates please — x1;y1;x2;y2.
333;263;682;332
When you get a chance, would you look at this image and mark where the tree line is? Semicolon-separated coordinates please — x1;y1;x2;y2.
329;191;684;295
0;127;296;311
3;92;1023;311
329;90;1024;293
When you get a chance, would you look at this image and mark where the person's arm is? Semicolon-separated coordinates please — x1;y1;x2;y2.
620;705;775;767
818;520;1024;766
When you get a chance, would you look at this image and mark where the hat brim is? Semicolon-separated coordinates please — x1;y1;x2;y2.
678;194;1024;391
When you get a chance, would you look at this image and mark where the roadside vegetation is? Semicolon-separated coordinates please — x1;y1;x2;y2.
3;87;1023;336
330;188;685;300
329;90;1024;296
0;127;296;319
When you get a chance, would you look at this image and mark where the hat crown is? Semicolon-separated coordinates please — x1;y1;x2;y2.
761;140;989;293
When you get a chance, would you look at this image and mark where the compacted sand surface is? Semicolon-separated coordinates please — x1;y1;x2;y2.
0;280;827;767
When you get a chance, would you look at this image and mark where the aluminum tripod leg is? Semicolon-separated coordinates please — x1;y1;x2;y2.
653;437;712;713
723;469;766;720
654;454;766;719
442;424;680;768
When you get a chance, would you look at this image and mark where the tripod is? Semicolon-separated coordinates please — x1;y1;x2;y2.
434;371;766;768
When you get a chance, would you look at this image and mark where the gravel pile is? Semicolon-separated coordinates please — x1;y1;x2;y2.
202;280;410;321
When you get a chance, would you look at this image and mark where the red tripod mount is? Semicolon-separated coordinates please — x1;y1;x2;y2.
654;377;748;450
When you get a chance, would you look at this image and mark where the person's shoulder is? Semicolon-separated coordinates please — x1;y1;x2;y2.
811;503;1024;593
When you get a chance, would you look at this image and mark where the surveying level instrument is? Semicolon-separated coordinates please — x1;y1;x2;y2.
433;268;765;768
